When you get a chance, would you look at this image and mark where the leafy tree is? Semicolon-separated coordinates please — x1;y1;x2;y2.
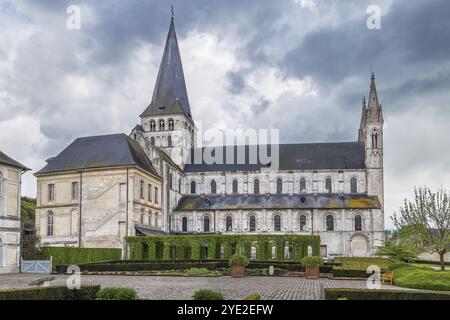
375;243;420;262
393;187;450;271
21;197;36;230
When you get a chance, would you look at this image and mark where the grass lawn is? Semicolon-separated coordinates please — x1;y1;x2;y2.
391;264;450;291
334;257;395;271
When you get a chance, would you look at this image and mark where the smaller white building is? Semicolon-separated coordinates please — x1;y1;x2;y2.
0;150;29;273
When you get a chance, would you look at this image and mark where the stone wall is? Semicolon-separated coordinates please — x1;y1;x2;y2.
36;167;162;249
0;164;22;273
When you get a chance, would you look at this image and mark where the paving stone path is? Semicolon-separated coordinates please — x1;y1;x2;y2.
0;274;403;300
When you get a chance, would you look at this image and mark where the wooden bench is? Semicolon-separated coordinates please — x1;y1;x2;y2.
380;271;393;285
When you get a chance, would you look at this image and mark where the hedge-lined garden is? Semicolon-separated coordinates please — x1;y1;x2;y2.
41;247;122;267
125;234;320;262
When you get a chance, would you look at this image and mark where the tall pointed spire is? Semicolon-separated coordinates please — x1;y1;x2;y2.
366;72;383;123
140;9;192;120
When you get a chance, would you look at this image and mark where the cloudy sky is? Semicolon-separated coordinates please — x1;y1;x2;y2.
1;0;449;228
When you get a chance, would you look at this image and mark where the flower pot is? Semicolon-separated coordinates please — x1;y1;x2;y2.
305;266;320;279
231;265;246;278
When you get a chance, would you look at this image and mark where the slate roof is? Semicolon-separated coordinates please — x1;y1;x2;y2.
140;17;192;121
135;226;168;236
36;134;159;177
184;142;365;172
0;150;29;170
175;193;381;211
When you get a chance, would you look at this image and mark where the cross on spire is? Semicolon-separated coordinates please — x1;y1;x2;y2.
171;5;174;18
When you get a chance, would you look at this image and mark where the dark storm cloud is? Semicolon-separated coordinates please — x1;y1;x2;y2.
2;0;450;224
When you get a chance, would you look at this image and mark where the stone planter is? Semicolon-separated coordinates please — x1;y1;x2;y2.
305;266;320;279
231;265;246;278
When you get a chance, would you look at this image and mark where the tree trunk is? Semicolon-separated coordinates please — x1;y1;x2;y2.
439;252;446;271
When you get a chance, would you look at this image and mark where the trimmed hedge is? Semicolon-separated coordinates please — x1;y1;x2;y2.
125;234;320;262
332;269;372;278
325;288;450;300
41;247;122;268
96;288;137;300
57;259;333;274
0;285;100;300
193;289;224;300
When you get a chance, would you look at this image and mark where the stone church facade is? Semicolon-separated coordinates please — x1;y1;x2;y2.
0;150;29;273
37;16;385;257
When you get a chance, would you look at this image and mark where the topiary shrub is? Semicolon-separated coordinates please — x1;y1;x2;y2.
96;288;137;300
228;254;249;267
243;293;261;300
192;289;224;300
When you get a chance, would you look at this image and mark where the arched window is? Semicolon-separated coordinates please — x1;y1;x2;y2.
325;178;332;193
232;179;238;194
210;180;217;194
276;178;283;194
355;215;362;231
140;209;145;225
203;216;210;232
149;120;156;132
300;178;306;193
226;216;233;231
168;119;174;130
167;135;172;147
190;181;196;194
372;130;379;148
47;211;54;236
150;137;155;146
274;214;281;231
159;119;165;131
148;212;152;226
182;217;188;232
350;177;358;193
299;214;307;231
254;179;260;194
326;215;334;231
249;215;256;232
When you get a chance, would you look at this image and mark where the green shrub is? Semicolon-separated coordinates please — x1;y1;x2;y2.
325;288;450;300
229;254;249;267
41;247;121;269
185;267;213;276
96;288;137;300
301;256;323;267
0;286;100;300
192;289;224;300
243;293;261;300
375;244;421;262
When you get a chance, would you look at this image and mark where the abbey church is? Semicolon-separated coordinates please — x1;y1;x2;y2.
35;16;385;258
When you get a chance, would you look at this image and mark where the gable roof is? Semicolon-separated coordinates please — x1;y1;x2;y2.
0;150;30;171
140;17;192;121
36;134;159;177
184;142;366;173
175;193;381;211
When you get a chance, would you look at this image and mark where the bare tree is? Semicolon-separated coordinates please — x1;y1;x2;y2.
393;187;450;271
